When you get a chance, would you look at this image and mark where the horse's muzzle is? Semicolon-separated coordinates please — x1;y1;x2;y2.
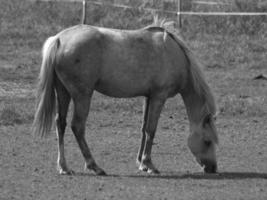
201;159;217;173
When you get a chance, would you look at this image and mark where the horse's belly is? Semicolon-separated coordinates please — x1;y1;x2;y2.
95;78;149;98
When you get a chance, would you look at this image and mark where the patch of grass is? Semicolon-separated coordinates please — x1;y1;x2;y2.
0;105;23;126
0;100;35;126
219;95;267;117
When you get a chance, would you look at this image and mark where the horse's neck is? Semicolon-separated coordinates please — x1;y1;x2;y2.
181;87;206;125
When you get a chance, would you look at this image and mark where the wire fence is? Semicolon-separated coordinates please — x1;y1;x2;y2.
29;0;267;27
29;0;267;15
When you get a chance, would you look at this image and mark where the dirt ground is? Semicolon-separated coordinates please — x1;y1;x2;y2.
1;28;267;199
1;55;267;200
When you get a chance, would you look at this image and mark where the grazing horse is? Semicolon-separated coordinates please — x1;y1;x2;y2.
33;22;218;175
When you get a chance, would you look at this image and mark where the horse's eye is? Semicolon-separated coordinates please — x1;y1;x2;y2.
204;140;212;147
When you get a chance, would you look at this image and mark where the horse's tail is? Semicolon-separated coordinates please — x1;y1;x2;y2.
33;36;60;137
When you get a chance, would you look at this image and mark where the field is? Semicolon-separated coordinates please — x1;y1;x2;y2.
1;0;267;199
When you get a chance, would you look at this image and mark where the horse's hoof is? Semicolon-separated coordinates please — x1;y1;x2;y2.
138;162;160;174
59;169;75;175
147;168;160;174
86;162;106;176
96;169;107;176
139;165;160;174
139;165;148;172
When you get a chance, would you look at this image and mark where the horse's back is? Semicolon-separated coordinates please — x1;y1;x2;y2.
55;25;189;98
97;26;188;97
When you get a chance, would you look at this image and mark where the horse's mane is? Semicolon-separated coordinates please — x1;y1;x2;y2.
146;17;216;116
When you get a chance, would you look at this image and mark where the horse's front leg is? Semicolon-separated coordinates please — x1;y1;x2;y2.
136;97;149;166
138;96;166;174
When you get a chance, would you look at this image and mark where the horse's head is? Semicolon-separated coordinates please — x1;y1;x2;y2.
187;113;218;173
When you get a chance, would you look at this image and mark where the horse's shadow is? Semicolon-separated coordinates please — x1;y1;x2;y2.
74;171;267;180
126;171;267;180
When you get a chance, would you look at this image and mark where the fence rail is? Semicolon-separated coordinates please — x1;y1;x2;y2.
193;1;231;5
178;11;267;16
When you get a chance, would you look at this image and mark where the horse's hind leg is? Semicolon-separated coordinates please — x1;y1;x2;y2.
71;94;106;176
55;78;72;175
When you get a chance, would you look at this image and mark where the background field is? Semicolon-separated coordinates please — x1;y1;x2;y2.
0;0;267;199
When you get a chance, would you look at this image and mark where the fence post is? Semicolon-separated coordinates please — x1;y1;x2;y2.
177;0;182;28
81;0;87;24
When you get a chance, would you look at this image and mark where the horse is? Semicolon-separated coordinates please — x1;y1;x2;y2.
33;21;218;175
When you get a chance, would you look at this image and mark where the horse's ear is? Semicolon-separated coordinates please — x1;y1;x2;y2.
203;114;212;127
213;111;219;121
203;114;219;144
